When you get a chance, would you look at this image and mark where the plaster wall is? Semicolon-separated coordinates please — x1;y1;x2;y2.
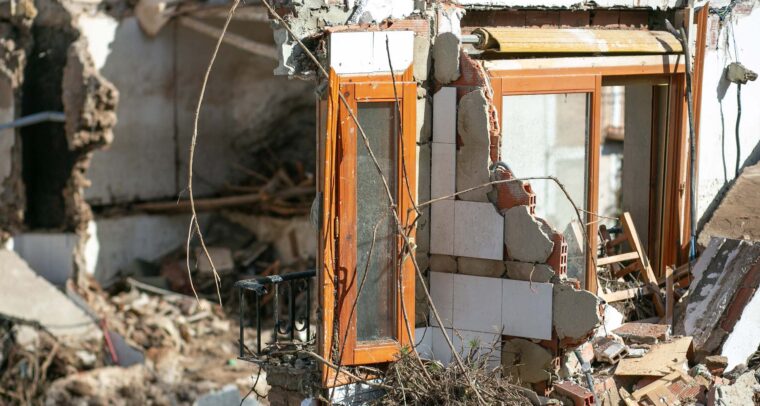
82;13;313;206
696;5;760;225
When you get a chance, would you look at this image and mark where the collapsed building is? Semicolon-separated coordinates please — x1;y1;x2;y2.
1;0;760;403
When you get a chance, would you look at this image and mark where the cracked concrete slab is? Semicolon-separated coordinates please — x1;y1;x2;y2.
553;283;601;341
432;32;460;84
502;338;553;384
504;206;554;263
456;89;491;202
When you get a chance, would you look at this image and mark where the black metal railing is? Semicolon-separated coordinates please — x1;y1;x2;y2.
235;269;316;359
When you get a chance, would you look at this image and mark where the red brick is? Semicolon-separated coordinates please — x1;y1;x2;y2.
492;167;536;213
554;381;595;406
526;10;560;27
559;10;590;27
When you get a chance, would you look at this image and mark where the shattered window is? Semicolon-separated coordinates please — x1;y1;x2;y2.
355;102;398;341
501;93;590;280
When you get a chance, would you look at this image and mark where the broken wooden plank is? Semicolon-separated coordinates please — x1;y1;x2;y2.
614;261;640;279
622;212;665;317
597;251;640;266
601;286;651;303
133;186;315;213
614;337;692;377
665;266;674;326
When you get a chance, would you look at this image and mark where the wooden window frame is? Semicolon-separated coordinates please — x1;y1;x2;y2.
317;67;417;386
489;57;692;292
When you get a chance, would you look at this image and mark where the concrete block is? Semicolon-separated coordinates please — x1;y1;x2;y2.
452;274;501;333
413;32;430;82
504;261;555;283
432;32;460;84
0;250;99;341
502;338;553;384
502;279;553;340
429;254;457;273
430;200;455;255
329;31;414;75
453;201;503;260
504;206;554;263
457;257;505;278
553;283;601;341
433;87;456;144
430;271;454;328
456;89;491;202
13;233;79;287
431;142;456;200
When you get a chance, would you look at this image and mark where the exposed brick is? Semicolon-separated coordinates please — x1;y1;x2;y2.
559;10;590;27
489;166;536;214
540;218;567;277
720;260;760;333
618;10;649;28
591;10;620;27
554;381;595;406
526;10;560;27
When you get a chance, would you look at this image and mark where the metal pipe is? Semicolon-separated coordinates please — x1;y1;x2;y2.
0;111;65;132
239;289;244;358
256;294;261;354
306;278;311;342
289;280;296;340
460;34;481;45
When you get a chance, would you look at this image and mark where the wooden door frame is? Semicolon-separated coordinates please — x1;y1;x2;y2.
489;58;691;291
318;67;416;386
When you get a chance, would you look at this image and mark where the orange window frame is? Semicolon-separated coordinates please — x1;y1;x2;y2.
489;59;694;292
317;67;416;386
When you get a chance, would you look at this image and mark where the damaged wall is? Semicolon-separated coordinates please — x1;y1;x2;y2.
697;1;760;240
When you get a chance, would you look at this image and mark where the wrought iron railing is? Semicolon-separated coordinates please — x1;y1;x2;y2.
235;269;315;360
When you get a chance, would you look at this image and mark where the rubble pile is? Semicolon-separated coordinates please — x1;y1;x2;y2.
0;269;267;405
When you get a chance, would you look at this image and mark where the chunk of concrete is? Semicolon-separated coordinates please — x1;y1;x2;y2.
456;89;491;202
504;206;554;263
0;250;99;341
709;371;760;406
553;283;601;341
502;338;553;384
457;257;505;278
429;254;457;273
432;32;460;84
504;261;555;283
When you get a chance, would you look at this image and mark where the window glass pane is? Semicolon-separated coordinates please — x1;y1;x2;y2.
501;93;589;282
355;102;397;341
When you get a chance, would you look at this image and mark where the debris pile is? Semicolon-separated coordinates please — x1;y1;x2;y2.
0;250;266;405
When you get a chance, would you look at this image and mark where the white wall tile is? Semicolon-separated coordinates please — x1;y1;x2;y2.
329;31;414;75
430;200;455;255
453;274;502;333
453;201;504;260
502;279;553;340
414;327;434;359
431;142;456;200
13;233;78;287
433;87;457;144
430;271;454;328
428;327;500;369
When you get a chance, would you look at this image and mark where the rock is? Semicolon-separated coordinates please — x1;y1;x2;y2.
504;206;554;263
553;283;601;342
432;32;460;84
456;89;491;202
504;261;554;282
429;254;457;273
457;257;505;278
502;338;553;384
709;371;760;406
705;355;729;375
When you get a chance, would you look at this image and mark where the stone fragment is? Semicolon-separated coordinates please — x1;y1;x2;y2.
592;336;628;364
613;322;670;345
504;261;555;283
553;283;601;342
501;338;553;384
429;254;457;273
457;257;505;278
709;371;760;406
704;355;729;375
456;89;491;202
504;206;554;263
432;32;460;84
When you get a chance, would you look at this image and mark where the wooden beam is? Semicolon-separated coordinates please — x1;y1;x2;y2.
179;17;278;60
622;212;666;316
614;261;641;279
597;251;640;266
664;266;674;326
601;286;651;303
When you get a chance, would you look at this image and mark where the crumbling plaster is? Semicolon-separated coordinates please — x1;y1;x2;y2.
454;0;682;9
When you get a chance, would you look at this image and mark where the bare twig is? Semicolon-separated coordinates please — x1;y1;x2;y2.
185;0;242;306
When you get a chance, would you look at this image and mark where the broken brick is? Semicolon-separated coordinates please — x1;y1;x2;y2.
613;322;670;345
554;381;595;406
